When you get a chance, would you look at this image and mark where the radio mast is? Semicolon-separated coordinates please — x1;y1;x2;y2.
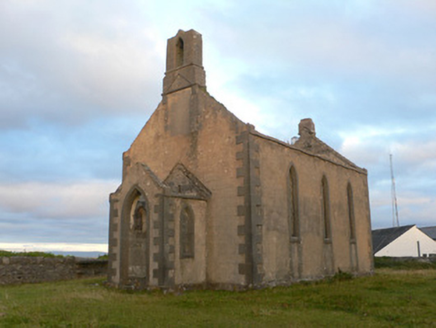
390;154;400;227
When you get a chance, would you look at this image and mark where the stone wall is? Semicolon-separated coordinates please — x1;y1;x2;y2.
255;131;372;283
108;29;374;290
0;257;108;285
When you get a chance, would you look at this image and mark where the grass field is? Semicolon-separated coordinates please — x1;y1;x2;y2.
0;267;435;327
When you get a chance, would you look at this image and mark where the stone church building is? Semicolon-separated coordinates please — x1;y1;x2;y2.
107;29;373;290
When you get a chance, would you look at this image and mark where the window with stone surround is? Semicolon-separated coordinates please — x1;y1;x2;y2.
180;204;194;259
176;37;184;67
321;176;332;241
288;166;300;238
347;183;356;242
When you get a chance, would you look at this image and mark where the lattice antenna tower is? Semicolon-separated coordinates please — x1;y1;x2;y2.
390;154;400;227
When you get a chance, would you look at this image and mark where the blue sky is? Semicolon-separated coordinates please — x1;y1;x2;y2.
1;0;435;253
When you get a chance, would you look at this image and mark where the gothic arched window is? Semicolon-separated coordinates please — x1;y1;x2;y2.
180;204;194;259
347;183;356;241
288;166;299;238
321;176;331;240
176;37;184;67
133;200;147;232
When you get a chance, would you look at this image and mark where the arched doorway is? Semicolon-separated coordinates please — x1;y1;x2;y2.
120;188;150;288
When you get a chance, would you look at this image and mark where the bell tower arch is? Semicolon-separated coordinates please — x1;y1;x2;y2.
163;29;206;94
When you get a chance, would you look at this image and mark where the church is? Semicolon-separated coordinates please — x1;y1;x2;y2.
107;29;373;290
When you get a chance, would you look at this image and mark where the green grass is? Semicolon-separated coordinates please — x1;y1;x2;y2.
374;256;436;270
0;250;65;258
0;269;435;327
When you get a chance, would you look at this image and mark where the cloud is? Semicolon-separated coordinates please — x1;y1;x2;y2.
0;180;117;219
199;0;436;145
370;187;436;229
0;179;116;243
0;116;146;183
0;242;107;253
1;0;435;246
395;140;436;170
0;214;107;244
339;132;436;182
0;1;164;129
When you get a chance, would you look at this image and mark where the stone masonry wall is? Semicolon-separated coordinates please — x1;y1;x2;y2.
0;257;108;285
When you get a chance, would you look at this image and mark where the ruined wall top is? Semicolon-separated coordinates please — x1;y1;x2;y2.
166;29;203;71
163;29;206;94
298;118;316;137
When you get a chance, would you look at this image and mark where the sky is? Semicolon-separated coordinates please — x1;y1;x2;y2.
1;0;435;254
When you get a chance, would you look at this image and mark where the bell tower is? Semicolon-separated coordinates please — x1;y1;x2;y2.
163;29;206;95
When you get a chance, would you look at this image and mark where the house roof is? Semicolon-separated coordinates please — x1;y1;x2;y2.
372;225;415;254
420;226;436;240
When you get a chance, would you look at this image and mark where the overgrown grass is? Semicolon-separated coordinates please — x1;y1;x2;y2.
0;250;64;258
374;256;436;270
0;269;435;327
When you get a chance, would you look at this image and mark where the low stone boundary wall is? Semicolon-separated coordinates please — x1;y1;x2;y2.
0;257;108;285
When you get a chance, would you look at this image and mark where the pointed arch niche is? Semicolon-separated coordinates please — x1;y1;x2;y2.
347;183;356;242
176;37;184;67
288;165;300;239
347;182;359;271
180;203;195;259
321;176;332;241
119;187;150;287
287;164;302;280
321;175;334;275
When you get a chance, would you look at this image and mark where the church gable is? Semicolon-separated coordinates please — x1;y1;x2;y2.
164;163;212;200
298;136;359;169
108;29;373;291
120;162;167;194
294;118;360;170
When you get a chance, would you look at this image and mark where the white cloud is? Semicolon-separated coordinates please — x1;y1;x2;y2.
396;140;436;168
0;242;107;253
1;0;436;243
0;1;164;127
0;180;118;220
61;27;163;111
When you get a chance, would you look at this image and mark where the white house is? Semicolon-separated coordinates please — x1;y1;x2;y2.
372;225;436;257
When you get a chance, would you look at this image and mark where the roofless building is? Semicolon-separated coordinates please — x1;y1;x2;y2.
107;30;373;290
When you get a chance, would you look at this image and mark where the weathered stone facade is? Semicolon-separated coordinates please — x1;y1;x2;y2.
107;29;373;290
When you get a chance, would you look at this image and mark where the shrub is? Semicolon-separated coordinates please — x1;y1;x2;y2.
328;269;354;282
0;250;63;258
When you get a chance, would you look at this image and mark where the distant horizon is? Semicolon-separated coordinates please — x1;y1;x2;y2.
0;243;108;257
